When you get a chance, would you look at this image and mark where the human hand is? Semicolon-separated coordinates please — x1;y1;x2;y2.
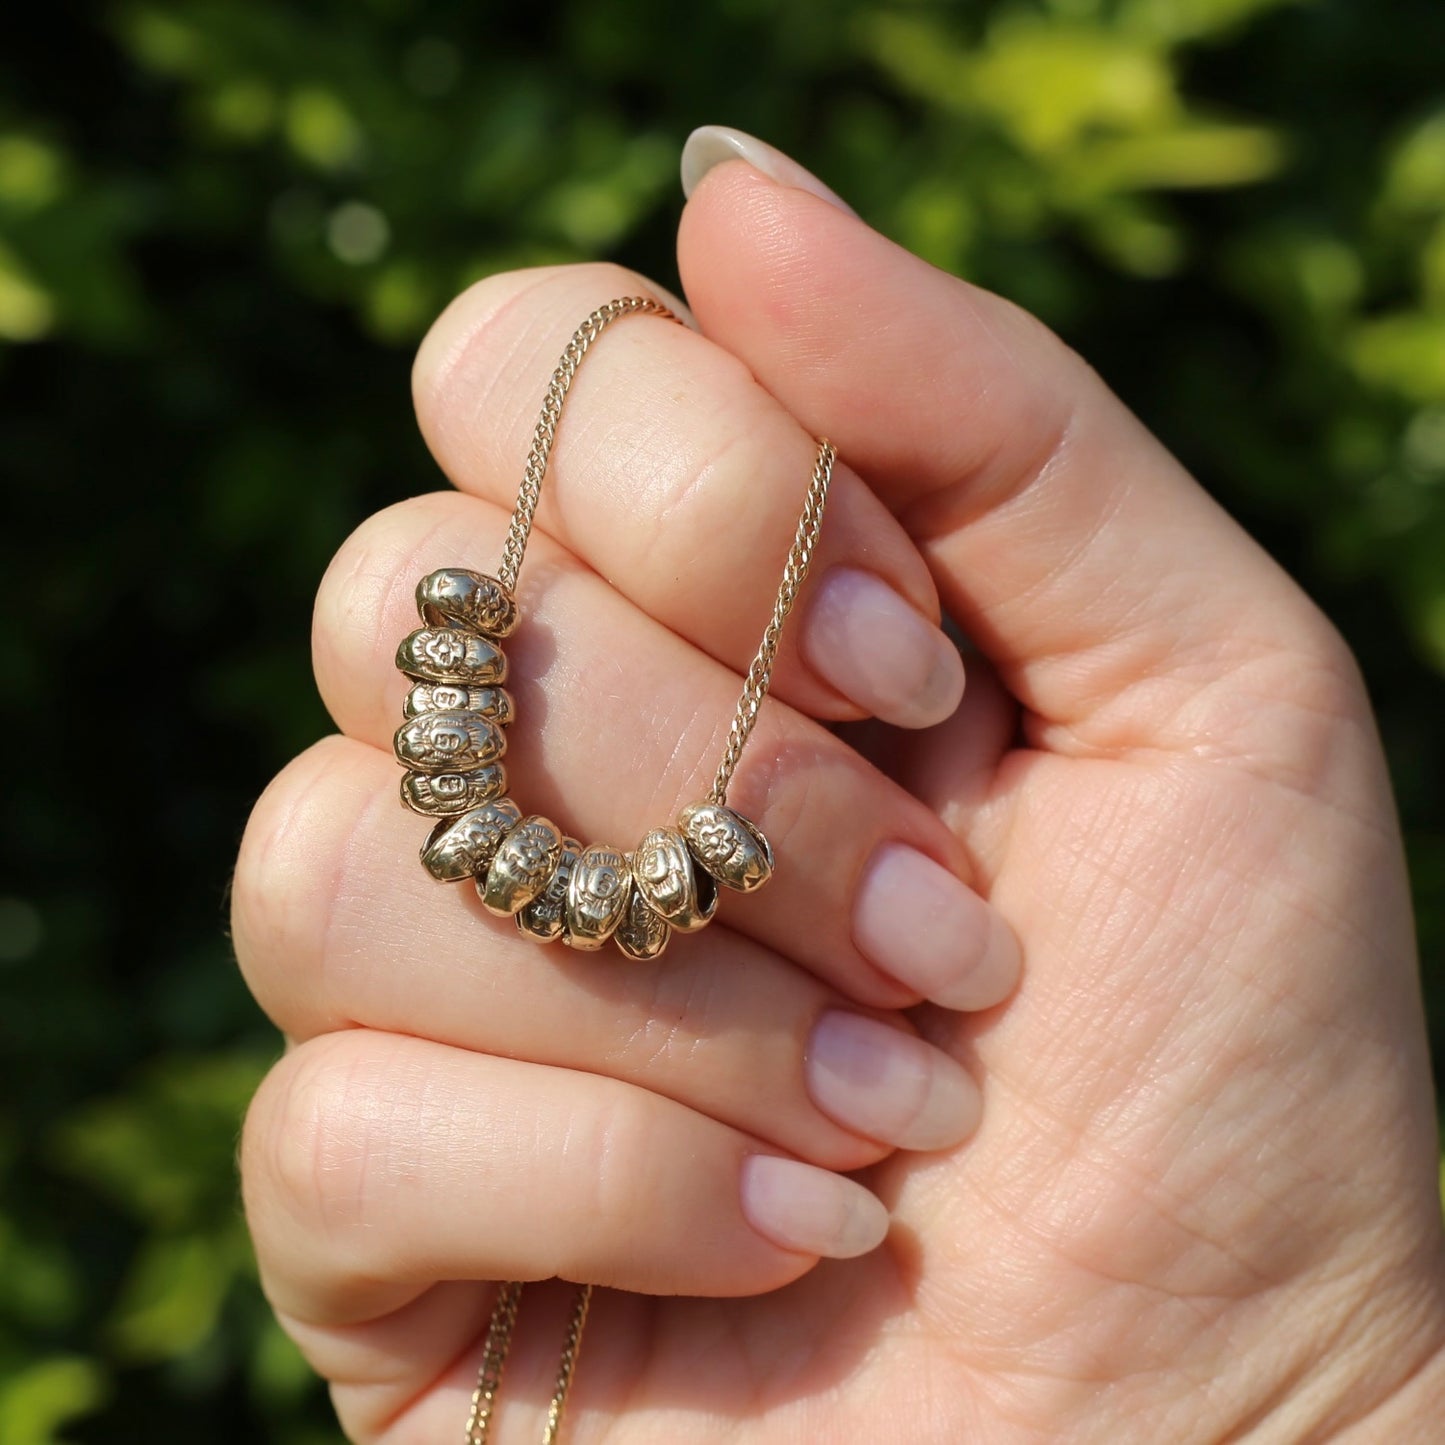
234;135;1445;1442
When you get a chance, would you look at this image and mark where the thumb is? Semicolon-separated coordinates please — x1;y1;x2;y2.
677;128;1356;778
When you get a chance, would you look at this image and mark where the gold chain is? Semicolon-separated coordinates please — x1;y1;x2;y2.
496;296;679;595
466;297;833;1441
709;437;834;805
542;1284;593;1445
464;1283;593;1445
464;1281;522;1443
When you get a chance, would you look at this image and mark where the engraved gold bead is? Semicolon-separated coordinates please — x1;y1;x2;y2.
631;826;717;933
393;711;506;773
565;844;632;950
678;801;774;893
400;764;508;817
481;816;563;917
614;886;671;961
517;836;582;944
396;627;507;685
420;798;523;881
416;568;518;639
403;682;515;726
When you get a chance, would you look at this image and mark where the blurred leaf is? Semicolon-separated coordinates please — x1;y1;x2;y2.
1118;0;1307;45
0;242;55;341
53;1053;270;1228
1074;121;1286;191
1351;312;1445;404
0;1217;82;1331
285;88;365;172
0;1357;107;1445
1382;109;1445;217
109;1232;242;1363
0;136;68;212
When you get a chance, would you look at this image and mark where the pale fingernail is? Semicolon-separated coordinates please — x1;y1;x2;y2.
806;1011;981;1152
802;567;965;728
680;124;857;215
740;1156;889;1259
853;844;1022;1010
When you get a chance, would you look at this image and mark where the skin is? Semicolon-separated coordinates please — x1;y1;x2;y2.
232;161;1445;1442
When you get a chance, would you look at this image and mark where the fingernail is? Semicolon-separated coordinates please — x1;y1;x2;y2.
853;844;1022;1010
740;1156;890;1259
681;125;857;215
802;567;965;728
806;1011;981;1151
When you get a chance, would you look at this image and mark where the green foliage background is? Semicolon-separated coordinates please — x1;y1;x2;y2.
2;0;1443;1439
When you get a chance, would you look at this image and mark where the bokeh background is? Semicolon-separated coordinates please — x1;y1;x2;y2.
2;0;1443;1439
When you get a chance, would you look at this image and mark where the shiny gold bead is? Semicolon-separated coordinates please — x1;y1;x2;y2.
400;764;507;816
403;682;515;727
396;627;507;685
481;816;563;917
416;568;518;639
565;844;631;950
614;887;671;961
631;827;717;933
678;802;774;893
420;799;523;881
393;711;505;773
517;837;582;944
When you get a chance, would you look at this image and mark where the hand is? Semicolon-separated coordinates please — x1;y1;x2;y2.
233;139;1445;1443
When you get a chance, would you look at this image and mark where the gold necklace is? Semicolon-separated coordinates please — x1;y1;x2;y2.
388;296;834;1438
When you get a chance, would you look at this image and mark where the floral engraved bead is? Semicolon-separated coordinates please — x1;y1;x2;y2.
678;802;773;893
425;632;465;667
396;628;507;685
416;568;519;640
419;799;523;881
481;816;563;917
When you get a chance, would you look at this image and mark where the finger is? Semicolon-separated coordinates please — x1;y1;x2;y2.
411;261;965;731
678;157;1364;787
241;1029;891;1327
311;489;1022;1013
232;734;983;1166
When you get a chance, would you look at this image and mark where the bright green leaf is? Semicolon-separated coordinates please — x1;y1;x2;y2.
0;1357;107;1445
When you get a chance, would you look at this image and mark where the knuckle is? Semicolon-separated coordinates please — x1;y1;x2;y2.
558;1083;661;1252
242;1032;384;1244
314;494;476;682
415;261;652;415
231;737;365;1029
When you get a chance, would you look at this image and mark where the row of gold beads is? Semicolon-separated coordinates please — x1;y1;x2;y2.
393;569;774;960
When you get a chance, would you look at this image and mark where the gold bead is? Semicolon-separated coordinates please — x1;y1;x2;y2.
517;837;582;943
400;764;508;817
393;711;505;773
396;627;507;685
420;799;523;881
678;801;774;893
614;887;671;961
565;845;632;950
631;826;717;933
403;682;515;727
481;816;563;916
416;568;519;639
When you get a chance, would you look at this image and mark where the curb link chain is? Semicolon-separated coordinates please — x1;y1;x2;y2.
463;295;833;1441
